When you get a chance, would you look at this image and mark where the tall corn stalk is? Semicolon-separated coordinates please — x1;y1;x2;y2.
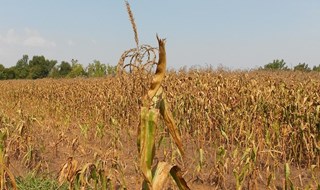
121;1;189;189
137;36;189;190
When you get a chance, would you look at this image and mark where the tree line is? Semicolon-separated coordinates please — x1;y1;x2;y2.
261;59;320;72
0;55;117;80
1;56;320;80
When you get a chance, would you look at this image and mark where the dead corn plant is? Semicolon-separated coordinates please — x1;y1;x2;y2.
0;126;17;190
120;1;189;189
58;157;114;190
137;36;189;190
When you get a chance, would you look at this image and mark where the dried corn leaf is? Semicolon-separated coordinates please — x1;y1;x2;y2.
58;157;78;184
152;162;190;190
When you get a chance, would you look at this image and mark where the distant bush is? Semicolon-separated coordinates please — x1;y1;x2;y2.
313;64;320;72
263;59;289;70
294;63;311;72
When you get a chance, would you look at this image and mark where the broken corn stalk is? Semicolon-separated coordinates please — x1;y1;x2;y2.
138;36;189;190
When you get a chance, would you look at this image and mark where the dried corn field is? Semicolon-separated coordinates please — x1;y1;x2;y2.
0;70;320;189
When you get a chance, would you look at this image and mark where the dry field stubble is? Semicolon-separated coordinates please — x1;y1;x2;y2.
0;70;320;189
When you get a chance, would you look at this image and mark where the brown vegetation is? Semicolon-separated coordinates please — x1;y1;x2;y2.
0;70;319;189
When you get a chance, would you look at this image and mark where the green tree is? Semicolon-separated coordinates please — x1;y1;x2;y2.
106;64;117;76
313;64;320;72
67;59;86;78
28;56;57;79
14;55;29;79
293;63;311;72
264;59;288;70
3;67;16;79
0;64;6;80
87;60;107;77
48;61;72;78
48;66;60;78
59;61;72;77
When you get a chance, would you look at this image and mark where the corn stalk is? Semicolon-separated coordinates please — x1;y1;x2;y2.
138;36;189;190
0;128;17;190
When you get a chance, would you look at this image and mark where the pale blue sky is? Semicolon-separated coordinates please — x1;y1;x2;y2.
0;1;319;69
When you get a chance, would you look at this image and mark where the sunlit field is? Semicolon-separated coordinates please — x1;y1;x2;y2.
0;69;319;189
